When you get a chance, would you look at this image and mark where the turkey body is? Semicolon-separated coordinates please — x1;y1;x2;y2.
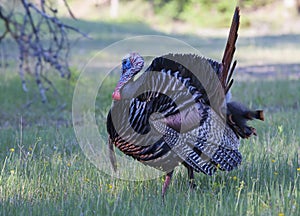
106;7;264;197
107;54;242;175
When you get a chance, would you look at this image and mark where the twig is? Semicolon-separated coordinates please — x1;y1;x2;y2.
62;0;77;20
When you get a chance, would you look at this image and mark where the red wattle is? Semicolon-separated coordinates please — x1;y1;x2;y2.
112;90;121;100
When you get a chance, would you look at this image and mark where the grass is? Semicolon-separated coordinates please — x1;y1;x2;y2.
1;93;299;215
1;8;300;216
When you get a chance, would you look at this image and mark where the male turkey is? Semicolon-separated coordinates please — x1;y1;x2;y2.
106;7;264;197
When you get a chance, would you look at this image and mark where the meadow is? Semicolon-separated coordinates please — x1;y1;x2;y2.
1;5;300;216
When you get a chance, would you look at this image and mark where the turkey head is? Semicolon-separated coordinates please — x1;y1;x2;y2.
112;53;144;100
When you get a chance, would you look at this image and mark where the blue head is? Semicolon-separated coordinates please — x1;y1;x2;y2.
112;53;144;100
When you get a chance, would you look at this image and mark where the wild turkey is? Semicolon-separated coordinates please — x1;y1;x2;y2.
106;7;264;197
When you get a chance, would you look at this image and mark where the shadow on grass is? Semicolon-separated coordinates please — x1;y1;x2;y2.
237;63;300;80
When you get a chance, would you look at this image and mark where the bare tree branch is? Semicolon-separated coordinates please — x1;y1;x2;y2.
62;0;77;20
0;0;89;103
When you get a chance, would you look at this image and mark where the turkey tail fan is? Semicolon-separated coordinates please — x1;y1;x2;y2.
221;7;240;93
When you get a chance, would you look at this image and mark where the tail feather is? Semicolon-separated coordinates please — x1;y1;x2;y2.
220;7;240;93
247;110;264;121
225;60;237;94
227;101;264;138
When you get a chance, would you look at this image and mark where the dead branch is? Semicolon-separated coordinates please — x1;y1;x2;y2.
0;0;89;103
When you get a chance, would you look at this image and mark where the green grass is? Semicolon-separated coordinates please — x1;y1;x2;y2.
1;78;299;215
1;13;300;216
